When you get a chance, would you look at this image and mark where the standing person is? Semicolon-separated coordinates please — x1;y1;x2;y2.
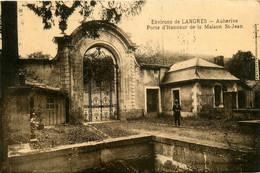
172;99;182;127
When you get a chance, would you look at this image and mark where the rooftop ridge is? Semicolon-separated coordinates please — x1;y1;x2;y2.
168;57;223;72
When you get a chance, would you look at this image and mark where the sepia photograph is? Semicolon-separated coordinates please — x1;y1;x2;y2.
0;0;260;172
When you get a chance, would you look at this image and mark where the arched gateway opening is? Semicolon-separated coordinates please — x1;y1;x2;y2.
55;21;139;122
83;47;118;122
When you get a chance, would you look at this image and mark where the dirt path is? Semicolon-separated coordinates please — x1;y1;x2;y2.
92;121;259;153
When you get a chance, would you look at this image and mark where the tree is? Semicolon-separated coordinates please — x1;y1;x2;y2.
134;42;199;66
1;2;19;171
28;51;52;59
225;50;258;81
134;41;162;64
26;1;146;33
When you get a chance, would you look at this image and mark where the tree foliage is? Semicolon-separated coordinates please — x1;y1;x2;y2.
225;50;258;81
134;42;200;66
26;1;146;33
28;51;52;59
83;54;114;84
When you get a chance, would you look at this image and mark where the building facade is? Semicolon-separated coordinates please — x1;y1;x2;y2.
17;21;251;124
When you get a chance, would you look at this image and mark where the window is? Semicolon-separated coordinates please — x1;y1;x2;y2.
153;69;159;80
47;98;54;109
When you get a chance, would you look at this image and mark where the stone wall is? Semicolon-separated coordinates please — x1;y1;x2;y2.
8;135;153;172
181;84;194;116
161;83;194;116
134;67;161;116
233;109;260;120
199;82;238;111
23;60;62;88
4;89;31;145
153;136;258;172
161;81;244;117
8;134;259;172
161;86;172;115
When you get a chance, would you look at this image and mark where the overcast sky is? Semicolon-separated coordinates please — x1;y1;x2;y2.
18;0;260;59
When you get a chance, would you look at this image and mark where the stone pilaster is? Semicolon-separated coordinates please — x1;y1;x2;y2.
191;82;201;115
130;58;136;109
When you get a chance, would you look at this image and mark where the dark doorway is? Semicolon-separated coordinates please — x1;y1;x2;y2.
172;90;180;105
214;85;222;107
146;89;159;114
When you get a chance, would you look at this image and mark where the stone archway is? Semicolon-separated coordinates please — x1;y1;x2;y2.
55;20;140;122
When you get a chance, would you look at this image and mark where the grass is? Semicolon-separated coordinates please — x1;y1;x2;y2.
35;125;106;149
91;123;138;138
33;124;136;149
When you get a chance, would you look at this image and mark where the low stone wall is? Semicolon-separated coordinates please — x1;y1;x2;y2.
8;134;153;172
153;136;259;172
233;109;260;120
8;134;259;172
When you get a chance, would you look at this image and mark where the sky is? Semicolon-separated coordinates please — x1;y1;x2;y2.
18;0;260;59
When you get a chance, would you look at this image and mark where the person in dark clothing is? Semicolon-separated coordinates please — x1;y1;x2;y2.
172;99;182;126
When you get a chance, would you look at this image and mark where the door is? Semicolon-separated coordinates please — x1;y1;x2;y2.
172;90;180;105
46;98;55;125
214;85;222;107
83;47;118;122
238;91;246;108
146;89;159;116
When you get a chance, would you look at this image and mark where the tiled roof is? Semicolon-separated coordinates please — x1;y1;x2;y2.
25;80;64;93
197;68;238;80
162;58;239;85
162;68;198;84
168;57;223;72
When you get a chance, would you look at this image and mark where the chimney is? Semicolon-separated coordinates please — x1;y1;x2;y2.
214;56;224;66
